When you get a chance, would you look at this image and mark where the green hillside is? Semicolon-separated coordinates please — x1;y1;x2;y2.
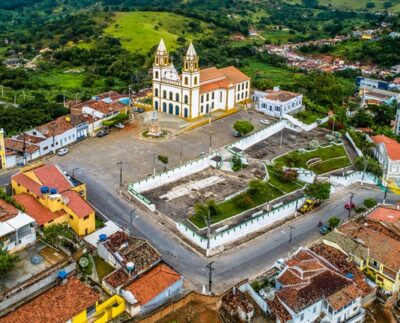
287;0;400;12
104;11;213;53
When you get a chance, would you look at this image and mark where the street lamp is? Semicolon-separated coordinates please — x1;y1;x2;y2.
129;209;137;236
117;161;123;187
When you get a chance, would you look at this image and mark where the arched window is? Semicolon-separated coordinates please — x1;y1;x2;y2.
156;58;159;64
201;105;204;113
155;71;159;79
163;102;167;112
184;108;189;118
184;95;188;104
154;88;158;97
194;76;198;85
184;77;188;85
169;103;173;114
175;105;179;116
175;93;179;102
206;104;209;113
163;90;166;99
155;100;159;110
169;92;173;100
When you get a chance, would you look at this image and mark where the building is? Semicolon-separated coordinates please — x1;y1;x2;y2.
11;163;95;236
371;134;400;179
121;263;184;316
253;87;303;117
266;247;367;323
395;109;400;136
0;277;100;323
359;87;400;106
356;77;390;90
0;199;36;253
391;64;400;75
152;39;250;120
0;129;6;170
323;216;400;292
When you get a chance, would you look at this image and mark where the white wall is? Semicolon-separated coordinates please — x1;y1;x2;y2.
329;171;379;187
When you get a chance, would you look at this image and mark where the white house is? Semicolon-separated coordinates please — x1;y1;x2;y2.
371;134;400;179
152;39;250;120
266;248;366;323
0;199;36;253
253;87;303;117
391;64;400;75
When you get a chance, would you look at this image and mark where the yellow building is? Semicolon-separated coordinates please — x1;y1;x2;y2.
11;162;95;236
0;128;6;170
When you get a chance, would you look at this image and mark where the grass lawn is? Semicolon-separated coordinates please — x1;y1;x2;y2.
93;255;115;281
294;111;324;125
275;144;351;174
266;166;304;193
243;60;298;87
189;183;283;229
31;70;87;89
261;29;299;43
104;11;213;53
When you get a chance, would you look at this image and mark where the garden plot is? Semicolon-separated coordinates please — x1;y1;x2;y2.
144;165;265;223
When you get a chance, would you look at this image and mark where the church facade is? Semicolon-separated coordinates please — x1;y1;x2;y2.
152;39;251;120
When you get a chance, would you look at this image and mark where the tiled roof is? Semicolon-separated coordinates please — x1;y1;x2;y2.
371;134;400;160
125;263;181;305
200;79;231;93
36;115;83;138
322;231;369;260
13;193;63;225
219;66;250;83
12;173;42;197
265;90;301;102
0;277;99;323
0;199;19;222
4;138;40;154
104;268;130;288
267;297;292;323
84;100;125;114
327;284;362;311
32;164;72;193
62;190;93;218
368;206;400;224
200;67;226;83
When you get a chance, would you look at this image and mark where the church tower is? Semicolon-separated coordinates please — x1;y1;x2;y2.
181;42;200;118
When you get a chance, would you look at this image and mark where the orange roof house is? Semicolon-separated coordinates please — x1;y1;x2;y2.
121;263;183;316
0;277;100;323
371;134;400;178
11;163;95;236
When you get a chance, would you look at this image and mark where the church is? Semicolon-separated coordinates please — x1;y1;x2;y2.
152;39;251;120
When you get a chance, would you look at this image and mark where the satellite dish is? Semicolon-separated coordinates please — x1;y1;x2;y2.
79;256;89;268
63;196;70;205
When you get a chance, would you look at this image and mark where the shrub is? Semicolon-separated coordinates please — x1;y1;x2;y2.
235;193;254;209
305;182;331;200
102;112;129;127
248;180;268;197
233;120;254;135
355;206;367;214
363;198;377;209
328;216;341;229
232;155;242;171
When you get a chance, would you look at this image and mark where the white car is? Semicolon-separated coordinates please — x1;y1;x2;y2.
57;148;69;156
114;123;125;129
260;119;270;125
274;258;285;270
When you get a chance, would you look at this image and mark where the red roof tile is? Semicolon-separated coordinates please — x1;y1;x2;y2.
371;134;400;160
125;263;181;305
12;173;42;196
219;66;250;83
0;277;99;323
13;193;62;225
200;79;231;93
368;206;400;224
200;67;226;82
62;190;93;218
0;199;19;222
4;138;40;154
32;164;72;193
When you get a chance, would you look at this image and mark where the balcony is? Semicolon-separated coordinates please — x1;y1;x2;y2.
346;308;366;323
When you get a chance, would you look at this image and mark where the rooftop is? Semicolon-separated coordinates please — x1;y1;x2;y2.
371;134;400;160
123;263;181;305
0;277;99;323
62;190;93;218
83;100;125;115
4;138;40;154
199;66;249;89
36;114;86;138
368;206;400;224
264;89;301;102
0;199;19;222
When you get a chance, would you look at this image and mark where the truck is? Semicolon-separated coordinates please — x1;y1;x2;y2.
299;198;321;214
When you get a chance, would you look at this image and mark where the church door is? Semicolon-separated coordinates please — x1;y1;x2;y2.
169;103;173;114
163;102;167;112
175;106;179;116
184;108;189;118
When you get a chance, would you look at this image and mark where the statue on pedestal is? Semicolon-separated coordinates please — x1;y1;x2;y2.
148;111;162;137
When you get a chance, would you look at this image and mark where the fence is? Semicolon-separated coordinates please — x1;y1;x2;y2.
282;114;329;132
239;282;268;313
329;171;379;187
345;132;363;157
177;196;306;251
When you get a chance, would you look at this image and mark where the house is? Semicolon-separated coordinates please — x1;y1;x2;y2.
359;87;400;106
83;220;121;249
11;163;95;236
0;276;100;323
367;205;400;234
0;199;36;253
356;77;390;90
120;263;184;316
371;134;400;179
253;87;303;117
391;64;400;75
222;287;254;321
266;247;368;323
1;132;40;169
323;217;400;292
153;39;250;120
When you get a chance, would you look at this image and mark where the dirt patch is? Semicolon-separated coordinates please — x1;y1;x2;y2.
157;301;222;323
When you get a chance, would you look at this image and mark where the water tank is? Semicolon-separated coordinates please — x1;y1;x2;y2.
126;262;135;272
40;186;50;194
99;234;107;242
50;188;58;195
345;273;354;279
58;270;68;279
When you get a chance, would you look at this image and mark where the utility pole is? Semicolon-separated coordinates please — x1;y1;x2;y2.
383;186;388;204
153;152;156;176
117;161;123;187
348;192;354;220
180;143;183;166
130;209;136;236
22;132;27;166
206;262;215;295
360;157;368;186
51;122;57;154
209;132;212;154
288;224;294;246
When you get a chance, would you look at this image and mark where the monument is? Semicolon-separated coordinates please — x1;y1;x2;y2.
148;111;162;137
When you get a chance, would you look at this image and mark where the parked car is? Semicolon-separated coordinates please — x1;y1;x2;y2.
134;107;145;113
274;258;285;270
96;129;109;137
114;123;125;129
319;224;331;235
232;131;242;138
299;198;321;214
260;119;270;125
56;148;69;156
344;202;355;210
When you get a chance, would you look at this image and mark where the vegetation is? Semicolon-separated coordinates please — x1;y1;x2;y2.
157;155;169;171
364;198;378;209
41;223;74;247
305;181;332;200
93;255;115;281
231;155;243;172
233;120;254;136
328;216;341;229
0;189;25;211
0;248;20;275
267;166;304;193
355;156;383;177
102;113;129;127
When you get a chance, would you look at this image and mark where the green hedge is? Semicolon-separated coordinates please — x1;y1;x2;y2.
102;113;129;127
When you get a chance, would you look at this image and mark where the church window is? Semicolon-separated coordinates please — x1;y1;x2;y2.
212;92;215;100
206;104;209;113
211;102;214;110
194;77;198;85
169;103;173;114
155;100;159;110
156;58;159;65
175;105;180;115
237;94;240;100
184;95;189;104
155;71;159;79
246;82;249;89
163;90;166;99
184;77;189;85
237;84;240;91
220;91;222;103
242;83;244;90
184;108;189;118
201;95;204;103
169;92;173;100
201;105;204;113
241;93;244;99
206;93;209;101
155;88;158;97
175;93;179;101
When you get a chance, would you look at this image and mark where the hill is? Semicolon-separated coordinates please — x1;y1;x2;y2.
287;0;400;12
103;11;214;53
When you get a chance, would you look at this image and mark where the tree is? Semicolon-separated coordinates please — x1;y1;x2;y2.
42;223;72;247
328;216;341;229
233;120;254;136
355;157;383;178
372;104;396;127
351;110;374;128
0;248;19;275
248;179;269;197
305;181;331;200
363;198;377;209
232;155;242;171
157;155;169;171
